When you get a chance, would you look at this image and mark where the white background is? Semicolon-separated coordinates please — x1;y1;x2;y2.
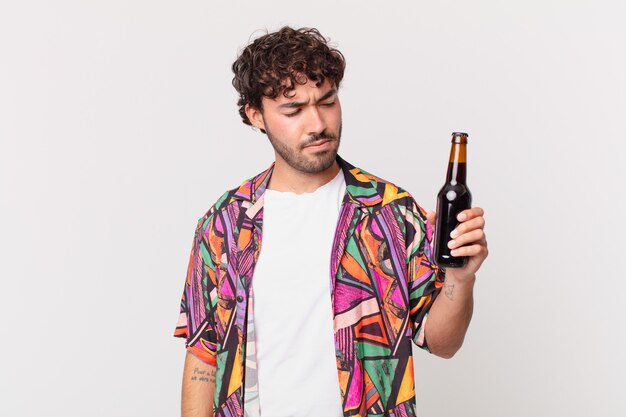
1;1;624;416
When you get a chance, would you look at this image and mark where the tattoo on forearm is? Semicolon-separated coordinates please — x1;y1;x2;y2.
190;366;216;383
444;283;455;301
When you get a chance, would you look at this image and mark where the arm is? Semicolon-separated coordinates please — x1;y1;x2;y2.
176;214;220;416
423;271;475;358
423;207;488;359
182;350;216;417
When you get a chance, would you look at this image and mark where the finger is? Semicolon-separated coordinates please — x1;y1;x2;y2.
450;243;487;258
448;228;485;249
450;216;485;239
426;210;437;227
457;207;485;222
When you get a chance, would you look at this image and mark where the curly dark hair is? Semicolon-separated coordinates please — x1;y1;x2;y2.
231;26;346;131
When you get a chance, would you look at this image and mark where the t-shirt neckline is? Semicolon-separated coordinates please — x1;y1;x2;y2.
265;169;344;198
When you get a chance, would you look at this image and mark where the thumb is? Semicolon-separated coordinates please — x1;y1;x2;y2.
426;210;437;227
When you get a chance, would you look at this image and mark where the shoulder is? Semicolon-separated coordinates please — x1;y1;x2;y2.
193;174;257;232
355;165;426;217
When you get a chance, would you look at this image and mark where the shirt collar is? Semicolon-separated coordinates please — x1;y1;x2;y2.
230;154;395;211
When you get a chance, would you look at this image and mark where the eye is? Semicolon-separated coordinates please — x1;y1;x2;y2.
321;101;335;107
285;109;301;117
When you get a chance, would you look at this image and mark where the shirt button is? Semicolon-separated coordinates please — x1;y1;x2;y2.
236;295;244;302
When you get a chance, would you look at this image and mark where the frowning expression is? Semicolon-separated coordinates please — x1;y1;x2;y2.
246;77;342;174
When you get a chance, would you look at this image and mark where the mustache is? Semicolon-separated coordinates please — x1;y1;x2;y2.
302;131;337;147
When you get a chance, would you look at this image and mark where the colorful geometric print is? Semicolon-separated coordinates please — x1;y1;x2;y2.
174;154;444;417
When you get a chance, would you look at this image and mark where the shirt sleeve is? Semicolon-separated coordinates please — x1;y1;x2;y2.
405;197;445;351
173;215;218;366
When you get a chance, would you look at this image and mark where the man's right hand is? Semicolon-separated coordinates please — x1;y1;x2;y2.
181;350;216;417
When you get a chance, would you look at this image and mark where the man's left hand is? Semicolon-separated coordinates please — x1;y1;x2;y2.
426;207;489;281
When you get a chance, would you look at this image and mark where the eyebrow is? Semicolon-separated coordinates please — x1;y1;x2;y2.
278;88;337;109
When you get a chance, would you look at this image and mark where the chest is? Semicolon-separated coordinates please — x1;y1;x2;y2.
212;202;411;346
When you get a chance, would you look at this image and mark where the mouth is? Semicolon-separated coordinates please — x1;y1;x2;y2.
305;139;332;149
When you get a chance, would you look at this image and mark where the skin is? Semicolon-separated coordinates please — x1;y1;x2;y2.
181;73;489;414
423;207;488;358
181;350;216;417
245;77;343;193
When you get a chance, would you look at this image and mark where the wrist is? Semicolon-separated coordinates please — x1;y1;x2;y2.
443;268;476;287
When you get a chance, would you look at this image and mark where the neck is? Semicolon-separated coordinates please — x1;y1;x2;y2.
446;143;467;184
267;157;340;194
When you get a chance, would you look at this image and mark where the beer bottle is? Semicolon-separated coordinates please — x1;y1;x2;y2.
434;132;472;268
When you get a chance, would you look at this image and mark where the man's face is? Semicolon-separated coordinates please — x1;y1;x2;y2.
247;77;342;174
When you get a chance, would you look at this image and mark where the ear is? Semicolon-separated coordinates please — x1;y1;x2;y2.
245;104;266;133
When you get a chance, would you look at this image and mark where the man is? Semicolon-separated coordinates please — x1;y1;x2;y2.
174;26;488;417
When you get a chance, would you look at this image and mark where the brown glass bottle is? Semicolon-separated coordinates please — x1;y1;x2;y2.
434;132;472;268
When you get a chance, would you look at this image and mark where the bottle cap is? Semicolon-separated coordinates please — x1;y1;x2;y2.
451;132;469;143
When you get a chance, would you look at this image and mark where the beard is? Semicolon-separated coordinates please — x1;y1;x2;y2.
265;121;342;174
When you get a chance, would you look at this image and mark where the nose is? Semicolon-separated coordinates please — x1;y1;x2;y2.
305;107;327;136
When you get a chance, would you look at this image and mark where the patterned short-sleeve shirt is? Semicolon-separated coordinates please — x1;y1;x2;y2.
174;154;444;417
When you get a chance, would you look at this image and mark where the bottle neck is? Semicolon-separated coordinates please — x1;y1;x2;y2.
446;143;467;184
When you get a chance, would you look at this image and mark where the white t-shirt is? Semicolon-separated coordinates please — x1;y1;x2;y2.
251;168;346;417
